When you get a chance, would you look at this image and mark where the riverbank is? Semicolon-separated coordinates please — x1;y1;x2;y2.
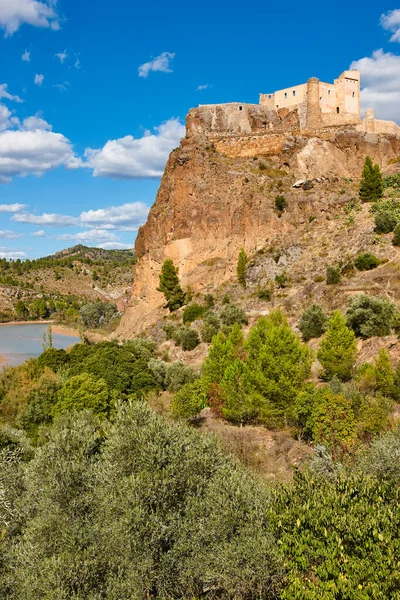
0;321;78;338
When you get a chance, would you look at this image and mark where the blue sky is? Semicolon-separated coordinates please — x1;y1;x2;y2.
1;0;400;259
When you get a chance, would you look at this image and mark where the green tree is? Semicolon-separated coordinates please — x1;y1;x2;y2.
373;348;394;397
171;379;208;418
53;373;114;417
359;155;384;202
14;299;29;320
326;264;341;285
346;294;398;338
317;310;357;381
236;248;248;288
393;223;400;246
299;304;328;341
157;259;185;312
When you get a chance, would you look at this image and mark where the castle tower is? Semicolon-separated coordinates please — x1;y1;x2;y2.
364;108;375;133
306;77;322;129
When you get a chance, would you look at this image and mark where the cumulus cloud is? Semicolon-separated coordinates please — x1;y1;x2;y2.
34;74;44;86
97;242;133;250
0;0;60;36
351;49;400;122
12;212;78;227
0;104;19;132
56;229;120;244
22;50;31;62
0;203;27;213
0;250;28;259
0;84;23;103
138;52;175;78
31;229;46;237
80;202;150;231
55;49;67;63
381;9;400;42
0;230;23;239
22;115;52;131
84;118;185;179
196;84;211;91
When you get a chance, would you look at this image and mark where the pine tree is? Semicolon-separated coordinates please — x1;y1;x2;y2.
317;310;357;381
373;348;394;397
236;248;248;288
157;259;185;312
359;156;383;202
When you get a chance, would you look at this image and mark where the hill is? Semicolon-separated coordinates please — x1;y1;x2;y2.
0;244;136;324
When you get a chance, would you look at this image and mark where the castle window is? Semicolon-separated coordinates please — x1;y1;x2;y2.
293;90;296;96
239;106;242;111
352;92;355;97
328;90;331;95
268;94;272;99
284;92;288;98
336;107;340;114
320;97;322;100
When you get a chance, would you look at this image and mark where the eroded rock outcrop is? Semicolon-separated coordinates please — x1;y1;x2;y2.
117;125;400;337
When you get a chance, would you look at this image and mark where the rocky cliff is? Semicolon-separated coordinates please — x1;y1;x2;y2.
117;122;400;337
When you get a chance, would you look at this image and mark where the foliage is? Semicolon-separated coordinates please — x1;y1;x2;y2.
171;379;208;418
172;326;200;351
164;361;198;392
393;222;400;246
359;155;384;202
275;272;290;288
375;208;399;233
204;293;215;308
236;248;248;288
200;310;221;343
299;304;328;341
383;173;400;189
326;264;341;285
354;252;381;271
275;195;287;216
220;303;248;326
79;301;118;328
37;348;69;372
182;302;206;324
53;373;115;418
346;293;399;338
317;310;357;381
157;259;185;312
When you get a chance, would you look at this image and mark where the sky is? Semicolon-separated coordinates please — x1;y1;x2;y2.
0;0;400;259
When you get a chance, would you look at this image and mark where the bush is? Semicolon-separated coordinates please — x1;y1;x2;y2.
375;209;398;233
275;195;287;216
236;248;248;288
220;303;248;326
299;304;328;341
204;294;215;308
359;156;383;202
200;311;221;343
346;294;399;338
182;303;206;324
257;286;272;301
317;311;357;381
393;223;400;246
179;327;200;351
170;379;208;418
37;348;69;372
275;272;290;288
326;265;341;285
53;373;115;418
79;301;117;329
354;253;381;271
164;362;198;392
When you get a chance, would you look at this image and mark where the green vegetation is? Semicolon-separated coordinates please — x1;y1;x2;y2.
236;248;248;288
157;259;185;311
393;222;400;246
359;155;383;202
79;301;118;328
317;310;357;381
275;194;287;216
326;264;341;284
346;294;399;338
299;304;328;341
354;252;381;271
182;302;206;324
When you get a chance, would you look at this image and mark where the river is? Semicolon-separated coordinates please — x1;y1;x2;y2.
0;323;79;369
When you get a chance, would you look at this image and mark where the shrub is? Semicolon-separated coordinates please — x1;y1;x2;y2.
222;294;230;305
326;265;341;285
357;425;400;479
275;195;287;216
79;301;117;329
299;304;328;341
393;223;400;246
220;303;248;326
354;253;381;271
164;361;198;392
236;248;248;288
200;311;221;343
375;209;398;233
182;303;206;324
170;379;208;418
346;294;398;338
275;272;289;288
53;373;114;418
179;327;200;351
157;259;185;312
37;348;69;372
317;311;357;381
359;156;383;202
257;286;272;301
204;294;215;308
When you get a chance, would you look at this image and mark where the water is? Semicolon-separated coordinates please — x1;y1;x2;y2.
0;324;79;369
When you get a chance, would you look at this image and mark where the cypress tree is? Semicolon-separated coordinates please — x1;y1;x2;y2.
236;248;248;288
317;310;357;381
157;259;185;312
359;156;383;202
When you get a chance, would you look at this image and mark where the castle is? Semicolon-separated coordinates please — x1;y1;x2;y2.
186;69;400;138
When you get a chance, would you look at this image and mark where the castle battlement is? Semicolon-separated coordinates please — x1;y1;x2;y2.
186;70;400;139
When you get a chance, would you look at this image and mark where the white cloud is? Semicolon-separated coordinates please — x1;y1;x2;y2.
22;50;31;62
84;118;185;179
12;212;78;227
351;49;400;122
34;74;44;86
0;203;27;213
22;115;52;131
74;57;81;69
31;229;46;237
0;0;60;36
0;230;23;239
80;202;150;231
381;9;400;42
196;84;211;91
0;104;19;132
0;250;28;259
56;229;120;244
0;128;81;183
0;84;23;103
55;49;67;63
138;51;175;78
97;242;132;250
54;82;69;93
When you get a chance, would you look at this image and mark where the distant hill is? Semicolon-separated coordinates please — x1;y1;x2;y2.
0;245;136;323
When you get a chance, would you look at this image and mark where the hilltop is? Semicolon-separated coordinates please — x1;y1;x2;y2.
0;244;136;323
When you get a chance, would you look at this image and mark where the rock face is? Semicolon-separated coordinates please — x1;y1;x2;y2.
117;125;400;337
